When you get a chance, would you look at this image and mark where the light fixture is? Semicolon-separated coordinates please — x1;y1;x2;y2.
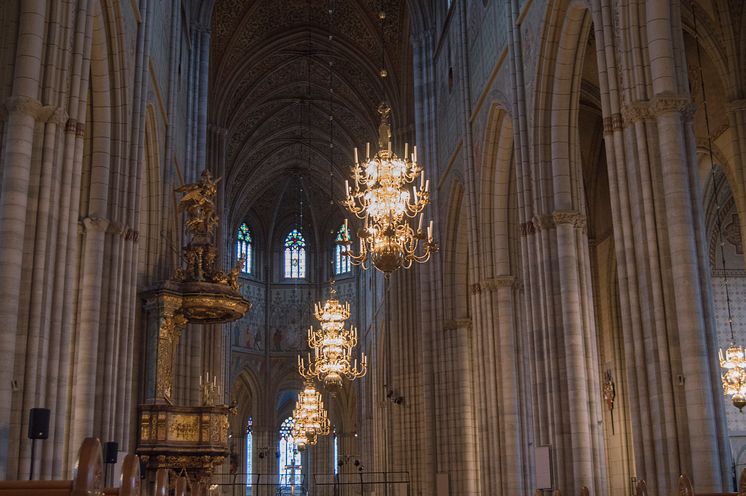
290;380;331;450
299;283;367;391
720;345;746;410
690;2;746;410
341;102;437;273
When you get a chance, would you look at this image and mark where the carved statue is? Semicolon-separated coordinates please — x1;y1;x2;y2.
377;102;392;149
175;170;220;239
172;169;244;294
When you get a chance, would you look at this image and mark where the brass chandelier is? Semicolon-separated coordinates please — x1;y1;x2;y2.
720;345;746;410
341;102;437;274
291;380;331;450
298;283;367;391
690;3;746;410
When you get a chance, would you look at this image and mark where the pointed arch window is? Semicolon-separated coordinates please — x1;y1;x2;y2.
284;229;306;279
333;428;339;475
279;417;302;489
335;224;351;275
245;416;253;490
236;223;253;275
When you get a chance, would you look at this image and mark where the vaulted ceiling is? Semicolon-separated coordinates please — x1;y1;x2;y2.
210;0;414;229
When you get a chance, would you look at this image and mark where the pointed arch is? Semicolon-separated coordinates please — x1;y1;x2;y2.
479;105;516;278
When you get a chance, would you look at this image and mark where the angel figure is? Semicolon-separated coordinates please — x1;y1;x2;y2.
175;169;221;238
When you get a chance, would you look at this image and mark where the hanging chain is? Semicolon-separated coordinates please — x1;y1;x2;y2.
692;1;736;342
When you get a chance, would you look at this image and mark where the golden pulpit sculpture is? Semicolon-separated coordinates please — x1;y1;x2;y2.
137;170;250;483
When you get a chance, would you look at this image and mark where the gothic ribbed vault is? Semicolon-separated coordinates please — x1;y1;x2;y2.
210;0;414;228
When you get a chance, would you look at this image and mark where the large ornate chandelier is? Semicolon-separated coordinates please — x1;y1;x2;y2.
720;344;746;410
291;380;331;450
298;283;367;391
341;102;437;273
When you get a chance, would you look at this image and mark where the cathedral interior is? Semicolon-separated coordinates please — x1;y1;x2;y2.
0;0;746;495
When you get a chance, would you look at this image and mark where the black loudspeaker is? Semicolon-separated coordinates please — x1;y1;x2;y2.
27;408;50;440
104;442;118;464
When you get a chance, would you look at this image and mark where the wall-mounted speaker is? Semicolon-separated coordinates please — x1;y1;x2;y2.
27;408;50;440
104;442;118;464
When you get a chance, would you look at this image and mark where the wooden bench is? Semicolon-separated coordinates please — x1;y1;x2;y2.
0;437;104;496
151;468;187;496
634;470;746;496
103;453;140;495
0;438;141;496
679;473;742;496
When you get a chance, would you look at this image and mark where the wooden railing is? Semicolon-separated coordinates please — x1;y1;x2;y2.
0;438;144;496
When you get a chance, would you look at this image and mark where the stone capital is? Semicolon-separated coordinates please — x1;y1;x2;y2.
46;106;69;126
82;216;110;233
4;95;43;119
650;93;691;117
552;210;584;227
480;275;516;292
621;101;651;125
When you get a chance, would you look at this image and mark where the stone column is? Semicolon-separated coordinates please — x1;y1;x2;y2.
0;94;43;476
472;275;526;494
69;216;110;456
520;210;606;494
657;95;726;489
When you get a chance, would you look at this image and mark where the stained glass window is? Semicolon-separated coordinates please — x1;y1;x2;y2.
245;416;253;492
237;223;253;275
333;428;339;475
284;229;306;279
278;417;302;489
334;225;351;275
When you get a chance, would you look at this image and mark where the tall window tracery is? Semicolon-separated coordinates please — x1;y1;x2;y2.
245;416;253;491
237;223;253;275
284;229;306;279
278;417;302;488
334;224;351;275
333;428;339;476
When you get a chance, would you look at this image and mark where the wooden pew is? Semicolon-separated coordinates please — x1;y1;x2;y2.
153;468;169;496
103;454;140;495
150;469;186;496
679;473;738;496
0;437;104;496
175;475;188;496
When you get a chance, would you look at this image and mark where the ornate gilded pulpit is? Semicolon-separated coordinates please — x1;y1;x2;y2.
137;170;250;483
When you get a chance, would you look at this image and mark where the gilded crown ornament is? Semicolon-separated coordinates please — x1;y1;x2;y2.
341;102;437;274
298;282;367;391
